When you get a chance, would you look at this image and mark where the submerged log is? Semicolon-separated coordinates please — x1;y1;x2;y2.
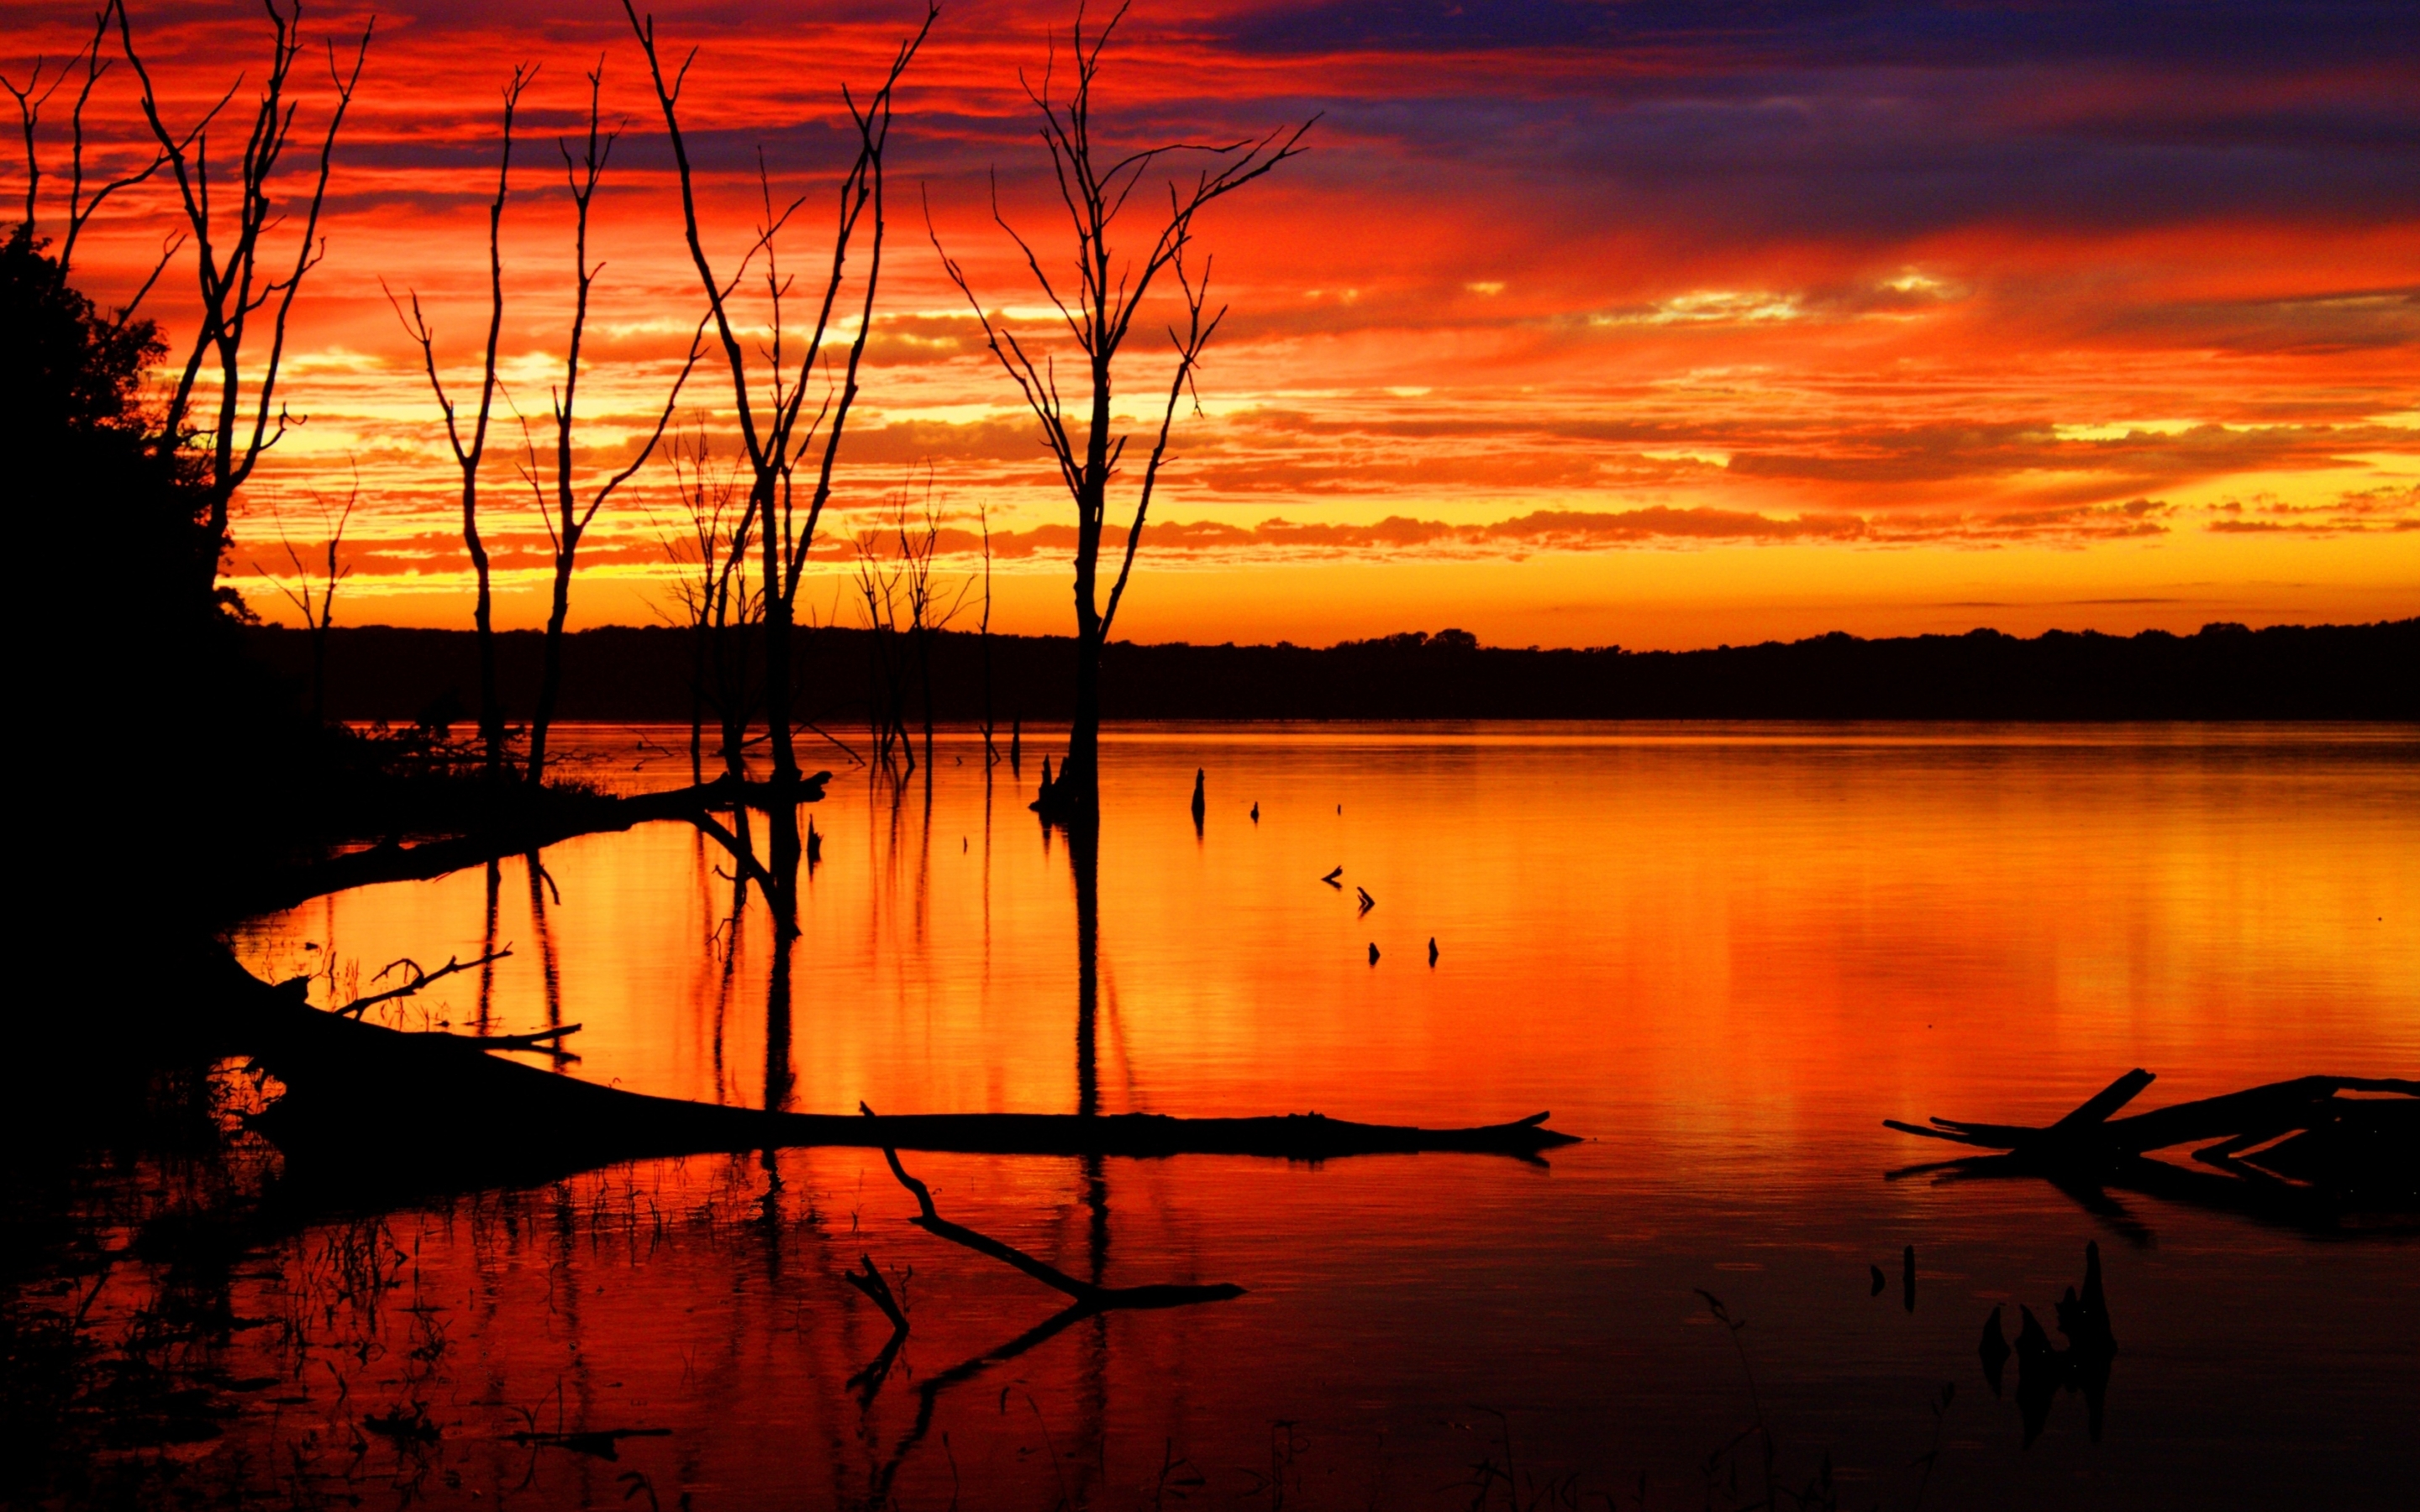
1886;1068;2419;1230
243;771;830;915
1889;1069;2415;1163
215;955;1579;1181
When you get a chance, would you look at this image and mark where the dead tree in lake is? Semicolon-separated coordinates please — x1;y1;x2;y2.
387;65;534;778
979;500;1000;764
657;423;762;789
852;512;913;772
518;61;700;785
250;464;357;727
855;474;973;773
115;0;371;604
930;4;1309;822
904;486;975;769
624;1;936;895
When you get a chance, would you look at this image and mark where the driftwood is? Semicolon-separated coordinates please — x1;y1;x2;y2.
845;1135;1243;1499
874;1128;1242;1311
504;1427;671;1461
214;953;1579;1185
1887;1069;2417;1235
424;1024;581;1056
334;948;513;1018
244;771;829;915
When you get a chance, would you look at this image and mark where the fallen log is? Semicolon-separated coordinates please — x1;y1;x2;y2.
1886;1069;2418;1232
239;770;829;916
213;953;1579;1183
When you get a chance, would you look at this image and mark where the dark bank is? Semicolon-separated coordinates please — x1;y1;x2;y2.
241;616;2419;727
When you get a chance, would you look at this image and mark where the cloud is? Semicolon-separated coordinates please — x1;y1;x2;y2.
2202;483;2420;534
816;500;2181;567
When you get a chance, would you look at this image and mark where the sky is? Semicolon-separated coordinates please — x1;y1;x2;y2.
9;0;2417;648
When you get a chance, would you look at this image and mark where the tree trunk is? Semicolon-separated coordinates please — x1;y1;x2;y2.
469;496;505;778
308;627;328;727
716;621;750;788
916;621;935;769
1070;812;1100;1118
759;595;801;925
687;623;706;785
1050;430;1110;820
527;544;577;784
1059;622;1103;816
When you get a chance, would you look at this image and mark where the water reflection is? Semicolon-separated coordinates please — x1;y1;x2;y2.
27;722;2412;1509
476;857;501;1033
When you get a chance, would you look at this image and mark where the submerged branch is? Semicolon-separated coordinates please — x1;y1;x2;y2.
869;1115;1243;1309
336;948;511;1019
1886;1069;2419;1236
215;949;1580;1177
243;771;830;916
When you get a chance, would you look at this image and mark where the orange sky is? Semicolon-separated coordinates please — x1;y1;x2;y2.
10;0;2417;648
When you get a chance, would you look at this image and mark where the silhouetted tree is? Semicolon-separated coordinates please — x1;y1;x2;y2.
517;63;699;786
250;465;357;727
853;508;916;772
930;4;1308;822
656;423;762;786
853;474;972;772
388;66;535;779
624;0;935;891
115;0;371;604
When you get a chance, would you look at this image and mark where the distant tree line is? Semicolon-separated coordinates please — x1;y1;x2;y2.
239;619;2420;726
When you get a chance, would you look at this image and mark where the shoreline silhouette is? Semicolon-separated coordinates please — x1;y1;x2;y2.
237;617;2418;726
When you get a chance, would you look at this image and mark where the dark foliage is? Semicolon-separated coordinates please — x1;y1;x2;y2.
243;616;2418;727
3;224;222;629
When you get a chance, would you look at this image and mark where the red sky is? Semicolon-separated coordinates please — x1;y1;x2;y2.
10;0;2417;648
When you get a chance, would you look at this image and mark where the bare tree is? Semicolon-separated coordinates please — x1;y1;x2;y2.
3;0;176;303
929;3;1308;822
656;423;762;787
387;65;536;780
852;516;913;773
853;475;973;774
250;465;357;727
901;480;974;768
116;0;372;603
518;62;701;786
623;0;935;890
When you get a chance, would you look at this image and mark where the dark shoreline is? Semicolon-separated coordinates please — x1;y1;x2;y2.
242;617;2417;725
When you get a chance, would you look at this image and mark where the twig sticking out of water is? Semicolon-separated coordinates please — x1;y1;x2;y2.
337;948;513;1018
866;1112;1244;1312
842;1252;911;1398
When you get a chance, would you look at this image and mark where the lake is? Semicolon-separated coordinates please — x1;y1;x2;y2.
93;725;2420;1505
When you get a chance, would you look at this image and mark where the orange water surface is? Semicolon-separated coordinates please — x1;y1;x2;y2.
161;724;2420;1506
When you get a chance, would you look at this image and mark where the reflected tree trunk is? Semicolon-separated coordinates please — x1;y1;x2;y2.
476;858;502;1034
763;847;799;1113
524;852;561;1055
1069;816;1100;1119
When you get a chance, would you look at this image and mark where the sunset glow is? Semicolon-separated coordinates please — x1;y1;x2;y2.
11;0;2417;647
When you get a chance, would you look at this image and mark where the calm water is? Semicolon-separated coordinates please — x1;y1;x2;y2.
122;727;2420;1504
